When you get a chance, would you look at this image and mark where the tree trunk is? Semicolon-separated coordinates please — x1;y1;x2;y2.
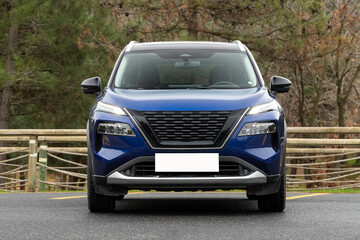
0;87;12;129
0;87;12;184
337;99;345;127
336;99;346;177
290;159;298;177
0;0;17;185
20;171;25;190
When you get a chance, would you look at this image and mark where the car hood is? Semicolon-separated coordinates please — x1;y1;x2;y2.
100;87;274;111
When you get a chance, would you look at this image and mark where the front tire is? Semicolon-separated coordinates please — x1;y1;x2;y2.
87;170;116;213
246;193;258;200
257;172;286;212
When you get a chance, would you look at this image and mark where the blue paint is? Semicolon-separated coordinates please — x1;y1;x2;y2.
85;42;289;184
99;87;274;111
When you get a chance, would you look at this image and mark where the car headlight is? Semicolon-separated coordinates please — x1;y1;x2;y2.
95;101;127;116
97;122;136;136
247;100;280;115
238;122;276;136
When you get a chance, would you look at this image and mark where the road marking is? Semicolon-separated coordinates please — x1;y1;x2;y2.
50;192;145;200
51;195;87;200
50;192;330;200
286;193;330;200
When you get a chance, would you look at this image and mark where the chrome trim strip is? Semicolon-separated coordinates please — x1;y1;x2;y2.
107;170;267;185
233;40;246;51
125;41;137;52
124;107;250;150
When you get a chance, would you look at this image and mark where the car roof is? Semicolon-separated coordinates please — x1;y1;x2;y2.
128;41;245;52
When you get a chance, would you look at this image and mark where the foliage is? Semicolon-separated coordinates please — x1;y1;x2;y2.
0;0;360;128
0;0;124;129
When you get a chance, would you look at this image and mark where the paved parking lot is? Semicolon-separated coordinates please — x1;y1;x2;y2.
0;192;359;240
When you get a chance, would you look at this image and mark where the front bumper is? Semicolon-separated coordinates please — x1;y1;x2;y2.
92;172;280;196
87;108;286;197
91;156;281;196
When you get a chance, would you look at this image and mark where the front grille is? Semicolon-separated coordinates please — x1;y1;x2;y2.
143;111;230;142
121;161;253;178
128;108;246;149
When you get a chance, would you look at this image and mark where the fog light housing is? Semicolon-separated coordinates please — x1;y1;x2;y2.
97;123;136;136
238;122;276;136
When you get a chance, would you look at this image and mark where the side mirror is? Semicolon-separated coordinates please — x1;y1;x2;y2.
270;76;291;95
81;77;101;95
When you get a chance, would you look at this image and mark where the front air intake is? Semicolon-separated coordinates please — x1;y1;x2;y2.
127;108;247;149
121;160;253;177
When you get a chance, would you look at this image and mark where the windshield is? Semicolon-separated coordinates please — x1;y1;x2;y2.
113;50;259;89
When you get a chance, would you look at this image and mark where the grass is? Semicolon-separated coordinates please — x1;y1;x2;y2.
287;188;360;193
1;189;360;194
38;190;87;193
133;188;360;193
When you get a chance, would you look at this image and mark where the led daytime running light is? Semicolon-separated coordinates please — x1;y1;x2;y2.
238;122;277;136
97;123;135;136
95;101;127;116
247;100;279;115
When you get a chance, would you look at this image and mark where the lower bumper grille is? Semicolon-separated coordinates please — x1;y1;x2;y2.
121;161;254;178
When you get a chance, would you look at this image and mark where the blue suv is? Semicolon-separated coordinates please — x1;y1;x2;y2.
81;41;291;212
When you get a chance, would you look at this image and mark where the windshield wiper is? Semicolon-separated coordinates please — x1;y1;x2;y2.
186;87;211;89
123;88;159;90
187;86;241;89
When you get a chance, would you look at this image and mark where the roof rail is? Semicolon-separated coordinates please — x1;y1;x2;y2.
125;41;137;52
233;40;246;51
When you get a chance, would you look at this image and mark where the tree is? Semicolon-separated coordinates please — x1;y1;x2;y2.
325;1;360;127
0;0;123;130
0;0;18;184
1;0;359;131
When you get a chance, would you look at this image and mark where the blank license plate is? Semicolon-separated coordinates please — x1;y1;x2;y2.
155;153;219;172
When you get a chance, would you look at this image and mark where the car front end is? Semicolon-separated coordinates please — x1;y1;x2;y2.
82;41;291;212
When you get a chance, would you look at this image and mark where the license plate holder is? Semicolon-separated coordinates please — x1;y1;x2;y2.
155;153;219;172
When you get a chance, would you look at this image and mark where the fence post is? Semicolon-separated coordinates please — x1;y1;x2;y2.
38;143;47;192
27;136;38;192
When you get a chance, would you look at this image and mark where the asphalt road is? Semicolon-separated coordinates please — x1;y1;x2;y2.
0;191;359;240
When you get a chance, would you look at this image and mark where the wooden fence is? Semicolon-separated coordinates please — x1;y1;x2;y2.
286;127;360;190
0;130;87;192
0;127;360;192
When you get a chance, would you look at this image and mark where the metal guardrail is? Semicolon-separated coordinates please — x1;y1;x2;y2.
0;128;360;192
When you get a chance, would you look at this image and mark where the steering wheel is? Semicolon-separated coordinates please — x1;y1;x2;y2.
210;81;239;87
